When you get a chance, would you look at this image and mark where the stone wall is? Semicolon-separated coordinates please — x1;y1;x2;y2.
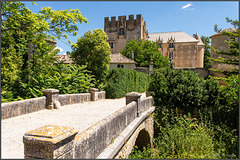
210;33;238;78
110;63;136;70
1;97;46;120
134;67;149;74
181;67;209;78
114;114;154;159
138;96;153;115
96;91;106;101
58;93;91;106
23;92;154;159
74;101;138;158
2;88;105;120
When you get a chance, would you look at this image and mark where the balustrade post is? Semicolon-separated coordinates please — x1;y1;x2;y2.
146;91;151;97
42;89;60;109
23;125;78;159
88;88;99;101
125;92;142;117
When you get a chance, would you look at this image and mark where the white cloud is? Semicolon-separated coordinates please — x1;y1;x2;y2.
55;46;64;53
181;3;192;10
62;52;67;55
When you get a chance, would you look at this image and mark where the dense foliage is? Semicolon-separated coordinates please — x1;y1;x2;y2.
210;17;239;76
1;64;96;103
1;1;89;102
71;29;111;82
130;111;219;159
201;36;211;68
120;39;169;68
104;68;149;98
130;68;238;159
148;68;219;113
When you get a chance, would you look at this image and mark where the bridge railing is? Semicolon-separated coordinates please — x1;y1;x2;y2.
1;88;105;120
22;92;154;159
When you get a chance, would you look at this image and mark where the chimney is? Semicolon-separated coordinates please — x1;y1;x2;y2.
132;51;134;60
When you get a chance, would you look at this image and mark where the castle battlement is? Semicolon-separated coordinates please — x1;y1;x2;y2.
104;14;143;23
104;14;148;54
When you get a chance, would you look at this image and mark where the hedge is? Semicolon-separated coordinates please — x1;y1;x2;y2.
104;68;149;98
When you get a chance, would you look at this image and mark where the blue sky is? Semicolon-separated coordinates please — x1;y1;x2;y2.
23;1;239;55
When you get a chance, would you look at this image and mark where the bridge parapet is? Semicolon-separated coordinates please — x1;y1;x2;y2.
1;88;105;120
22;92;154;159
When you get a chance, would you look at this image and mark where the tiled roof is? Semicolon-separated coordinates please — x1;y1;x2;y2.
210;28;237;38
55;55;74;64
148;31;199;43
110;53;137;64
55;53;136;64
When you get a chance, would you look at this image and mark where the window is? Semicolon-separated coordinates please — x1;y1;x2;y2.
159;43;161;48
169;43;174;48
119;28;124;35
117;64;124;68
169;52;173;60
109;42;113;48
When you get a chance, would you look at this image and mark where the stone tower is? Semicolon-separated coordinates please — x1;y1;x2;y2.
104;14;148;54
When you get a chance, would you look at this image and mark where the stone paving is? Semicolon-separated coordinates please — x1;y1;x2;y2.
1;97;127;159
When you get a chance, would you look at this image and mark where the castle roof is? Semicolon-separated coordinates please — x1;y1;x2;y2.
110;53;137;64
148;31;200;43
209;28;237;38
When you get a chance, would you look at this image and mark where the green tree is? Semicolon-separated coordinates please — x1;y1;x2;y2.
71;29;111;82
210;17;239;77
148;68;220;113
120;39;169;68
1;1;88;97
201;36;211;68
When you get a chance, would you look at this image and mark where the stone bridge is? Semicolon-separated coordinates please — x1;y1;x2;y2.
1;89;154;159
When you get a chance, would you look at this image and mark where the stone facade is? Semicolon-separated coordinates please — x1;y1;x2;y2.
104;14;205;69
209;28;238;78
149;32;204;68
104;14;148;54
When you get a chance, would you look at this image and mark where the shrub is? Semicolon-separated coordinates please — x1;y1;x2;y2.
104;68;149;98
129;110;219;159
3;64;96;102
148;68;219;113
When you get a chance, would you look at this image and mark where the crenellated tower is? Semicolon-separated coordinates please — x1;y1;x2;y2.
104;14;148;54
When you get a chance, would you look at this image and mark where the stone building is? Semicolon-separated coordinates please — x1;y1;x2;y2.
55;54;73;64
104;14;148;55
104;14;205;69
209;28;238;77
109;53;137;70
148;32;205;68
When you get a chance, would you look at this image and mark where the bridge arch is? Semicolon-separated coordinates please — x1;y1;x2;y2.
135;129;151;151
114;114;154;159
